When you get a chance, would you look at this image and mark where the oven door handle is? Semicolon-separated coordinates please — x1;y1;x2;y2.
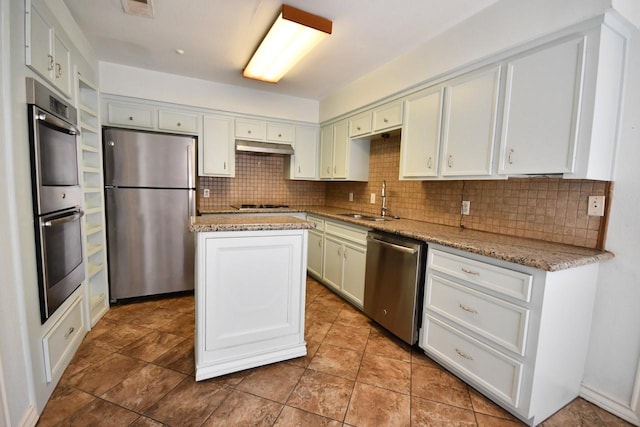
36;110;80;136
44;210;84;227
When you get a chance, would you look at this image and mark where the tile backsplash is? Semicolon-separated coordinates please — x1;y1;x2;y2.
325;135;609;249
198;152;326;210
198;135;609;249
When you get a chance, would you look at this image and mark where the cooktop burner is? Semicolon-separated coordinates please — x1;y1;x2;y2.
231;204;290;210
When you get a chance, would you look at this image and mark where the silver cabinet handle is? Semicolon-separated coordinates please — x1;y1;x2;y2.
455;348;473;360
55;63;62;78
344;248;347;259
64;326;75;339
459;304;478;314
356;126;361;131
383;117;389;123
326;166;331;173
448;155;453;168
298;165;301;173
48;55;54;71
318;240;322;248
461;268;480;276
128;116;134;121
427;156;432;169
508;148;514;164
223;161;227;170
337;247;343;256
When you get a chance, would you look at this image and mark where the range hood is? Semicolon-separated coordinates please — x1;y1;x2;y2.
235;140;295;155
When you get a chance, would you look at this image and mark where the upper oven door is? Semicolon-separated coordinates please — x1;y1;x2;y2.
30;105;82;214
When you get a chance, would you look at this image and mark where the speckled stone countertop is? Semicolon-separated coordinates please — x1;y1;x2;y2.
189;215;314;233
198;206;614;271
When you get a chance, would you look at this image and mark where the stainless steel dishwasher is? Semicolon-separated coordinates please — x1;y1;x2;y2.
363;231;427;344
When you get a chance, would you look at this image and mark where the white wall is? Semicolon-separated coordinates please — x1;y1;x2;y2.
99;62;320;123
320;0;640;421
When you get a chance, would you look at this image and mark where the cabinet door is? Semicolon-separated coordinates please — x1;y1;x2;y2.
373;101;403;132
266;122;294;143
319;125;334;179
499;38;585;175
441;67;501;176
27;4;54;83
202;115;234;176
307;231;324;278
400;87;443;178
53;34;72;98
349;112;372;137
332;120;349;179
235;118;266;141
107;103;154;128
291;125;318;179
159;110;199;133
342;242;366;308
322;236;343;292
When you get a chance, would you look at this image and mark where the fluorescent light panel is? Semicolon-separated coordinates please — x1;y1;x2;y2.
243;5;332;83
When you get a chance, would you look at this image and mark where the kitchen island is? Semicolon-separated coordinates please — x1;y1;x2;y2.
189;215;314;381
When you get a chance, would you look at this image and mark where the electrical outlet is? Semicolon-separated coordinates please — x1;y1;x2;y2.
370;193;376;204
461;200;470;215
349;192;354;202
203;189;210;198
588;195;605;216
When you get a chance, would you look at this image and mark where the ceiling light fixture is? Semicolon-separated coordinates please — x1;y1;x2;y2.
243;4;332;83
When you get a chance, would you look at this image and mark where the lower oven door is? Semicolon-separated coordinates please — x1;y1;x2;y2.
38;207;85;322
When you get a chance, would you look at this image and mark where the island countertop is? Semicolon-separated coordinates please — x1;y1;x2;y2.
198;206;613;271
189;215;315;233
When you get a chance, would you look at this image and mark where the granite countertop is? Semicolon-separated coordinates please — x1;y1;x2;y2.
197;205;614;271
189;215;314;233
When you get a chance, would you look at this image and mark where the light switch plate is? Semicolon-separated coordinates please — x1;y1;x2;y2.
203;189;210;198
349;192;354;202
461;201;470;215
370;193;376;204
588;195;605;216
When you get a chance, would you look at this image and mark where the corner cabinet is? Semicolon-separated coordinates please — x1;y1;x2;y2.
25;0;73;99
286;125;319;180
76;75;109;326
420;245;600;425
319;120;370;181
201;115;235;177
195;229;307;380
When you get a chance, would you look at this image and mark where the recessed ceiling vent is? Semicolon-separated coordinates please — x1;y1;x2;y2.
121;0;155;18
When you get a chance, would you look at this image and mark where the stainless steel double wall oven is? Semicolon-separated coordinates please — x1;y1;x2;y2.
27;78;84;323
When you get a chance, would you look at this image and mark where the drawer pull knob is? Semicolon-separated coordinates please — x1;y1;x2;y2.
383;118;389;123
455;348;473;360
128;116;134;121
461;268;480;276
64;326;75;339
459;304;478;314
177;122;181;126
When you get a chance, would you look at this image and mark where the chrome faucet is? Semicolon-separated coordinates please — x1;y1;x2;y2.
381;180;388;217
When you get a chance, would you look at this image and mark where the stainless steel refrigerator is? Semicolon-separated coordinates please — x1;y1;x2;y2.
103;128;196;301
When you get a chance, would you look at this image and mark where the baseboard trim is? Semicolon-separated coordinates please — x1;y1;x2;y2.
580;384;640;426
18;405;38;427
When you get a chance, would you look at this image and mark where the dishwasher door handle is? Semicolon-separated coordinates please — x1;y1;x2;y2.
367;237;418;254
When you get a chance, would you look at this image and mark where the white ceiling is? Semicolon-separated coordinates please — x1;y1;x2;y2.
62;0;499;100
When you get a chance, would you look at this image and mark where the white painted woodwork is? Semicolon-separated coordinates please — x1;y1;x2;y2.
158;110;199;133
195;229;307;380
318;120;370;181
372;100;403;132
234;118;266;141
400;86;443;179
266;122;294;143
349;112;372;137
42;295;86;383
307;230;324;279
107;102;154;128
202;115;234;177
341;241;367;307
440;66;501;176
420;244;600;425
499;37;585;175
286;125;319;180
0;353;7;427
322;235;343;293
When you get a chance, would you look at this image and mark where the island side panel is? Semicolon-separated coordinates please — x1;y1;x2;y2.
195;229;307;380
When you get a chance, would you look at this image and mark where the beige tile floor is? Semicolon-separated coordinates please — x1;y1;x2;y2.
38;276;632;426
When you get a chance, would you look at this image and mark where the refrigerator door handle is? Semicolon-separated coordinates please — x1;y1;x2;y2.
187;142;195;189
188;189;195;218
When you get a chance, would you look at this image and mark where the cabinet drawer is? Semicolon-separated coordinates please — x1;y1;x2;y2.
266;123;294;143
349;112;372;137
107;103;154;128
325;220;368;245
235;119;266;140
306;214;325;232
158;110;199;133
42;296;85;382
428;249;532;302
422;316;523;408
373;101;403;131
426;275;530;355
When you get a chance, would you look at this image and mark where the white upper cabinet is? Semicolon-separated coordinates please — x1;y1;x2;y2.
202;115;234;177
373;100;403;132
319;120;370;181
400;86;444;179
498;37;585;175
286;125;319;180
26;1;73;98
440;66;502;177
349;112;372;138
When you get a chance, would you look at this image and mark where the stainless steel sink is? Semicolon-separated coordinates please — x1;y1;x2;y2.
338;213;394;221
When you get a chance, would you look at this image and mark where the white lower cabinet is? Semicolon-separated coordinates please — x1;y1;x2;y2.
420;245;600;426
306;215;325;279
317;219;369;308
195;229;307;380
